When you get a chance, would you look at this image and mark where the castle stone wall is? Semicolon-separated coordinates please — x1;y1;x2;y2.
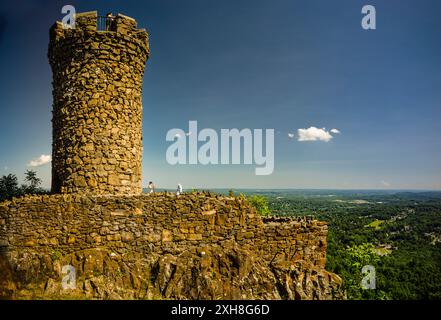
48;11;149;194
0;193;327;269
0;193;339;299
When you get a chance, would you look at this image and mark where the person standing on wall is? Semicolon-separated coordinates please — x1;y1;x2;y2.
148;181;155;194
176;183;183;196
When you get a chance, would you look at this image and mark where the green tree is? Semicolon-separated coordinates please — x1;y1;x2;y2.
0;174;20;201
0;170;46;202
341;243;389;300
24;169;42;193
248;195;271;216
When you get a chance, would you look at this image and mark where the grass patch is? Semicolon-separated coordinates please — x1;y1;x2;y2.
365;219;385;230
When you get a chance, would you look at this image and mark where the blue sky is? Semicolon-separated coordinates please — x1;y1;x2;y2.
0;0;440;190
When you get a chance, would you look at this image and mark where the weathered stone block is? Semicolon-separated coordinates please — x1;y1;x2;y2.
216;214;226;225
202;209;216;215
73;176;88;187
107;234;121;241
161;229;173;242
187;233;203;241
108;175;120;186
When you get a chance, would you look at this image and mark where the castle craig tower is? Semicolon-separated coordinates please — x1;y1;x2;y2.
48;11;149;194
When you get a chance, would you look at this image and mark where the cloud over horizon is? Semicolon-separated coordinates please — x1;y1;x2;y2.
28;154;51;167
380;180;391;187
297;127;340;142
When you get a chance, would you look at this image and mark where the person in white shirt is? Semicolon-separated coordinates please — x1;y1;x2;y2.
176;183;183;195
148;181;155;194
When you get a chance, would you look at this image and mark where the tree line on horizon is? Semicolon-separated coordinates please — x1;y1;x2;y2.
0;170;47;202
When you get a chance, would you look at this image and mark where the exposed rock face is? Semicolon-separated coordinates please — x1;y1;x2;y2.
0;193;344;300
48;11;149;194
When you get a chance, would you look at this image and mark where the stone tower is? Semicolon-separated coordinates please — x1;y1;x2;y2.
48;11;149;194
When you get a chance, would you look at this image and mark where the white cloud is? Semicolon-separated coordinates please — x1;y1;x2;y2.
174;133;181;138
185;132;191;136
330;128;341;134
297;127;334;142
380;180;391;187
28;154;51;167
288;133;295;139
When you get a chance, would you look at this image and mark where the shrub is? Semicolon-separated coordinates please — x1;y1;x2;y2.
248;195;271;216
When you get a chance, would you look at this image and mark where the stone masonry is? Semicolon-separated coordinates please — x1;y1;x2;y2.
48;11;149;194
0;193;328;266
0;193;343;299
